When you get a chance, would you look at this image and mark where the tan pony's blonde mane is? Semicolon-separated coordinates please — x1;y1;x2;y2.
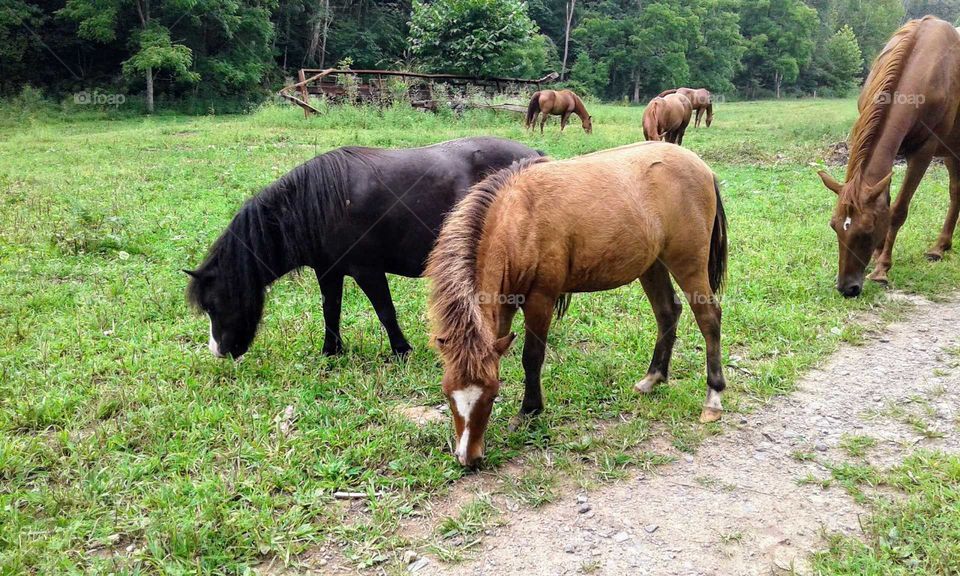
426;157;547;379
844;18;926;205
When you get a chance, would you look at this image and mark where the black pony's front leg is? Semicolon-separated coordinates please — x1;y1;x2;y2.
353;269;412;357
317;273;345;356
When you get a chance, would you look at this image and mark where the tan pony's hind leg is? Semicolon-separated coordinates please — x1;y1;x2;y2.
671;260;725;423
635;261;682;394
927;155;960;260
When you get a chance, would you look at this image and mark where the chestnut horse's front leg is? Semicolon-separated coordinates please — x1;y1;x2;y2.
871;147;935;284
927;154;960;260
512;292;555;428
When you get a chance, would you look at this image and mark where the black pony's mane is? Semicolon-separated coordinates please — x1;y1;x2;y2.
187;147;377;309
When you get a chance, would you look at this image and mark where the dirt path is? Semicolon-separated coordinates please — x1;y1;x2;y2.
420;293;960;576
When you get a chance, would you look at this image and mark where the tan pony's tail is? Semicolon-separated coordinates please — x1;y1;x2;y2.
642;101;660;141
708;175;728;294
525;92;541;128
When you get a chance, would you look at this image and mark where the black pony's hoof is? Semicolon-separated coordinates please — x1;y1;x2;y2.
508;408;542;432
390;345;413;359
321;343;344;356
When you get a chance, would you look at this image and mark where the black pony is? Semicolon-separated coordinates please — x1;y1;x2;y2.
186;136;543;359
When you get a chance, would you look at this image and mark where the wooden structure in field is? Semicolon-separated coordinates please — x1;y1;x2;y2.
278;68;559;116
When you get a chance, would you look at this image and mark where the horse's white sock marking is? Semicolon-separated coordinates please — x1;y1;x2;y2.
207;315;225;358
705;388;723;410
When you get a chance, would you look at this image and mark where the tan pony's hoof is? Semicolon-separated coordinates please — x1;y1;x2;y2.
699;407;723;423
634;373;664;394
866;269;889;285
926;250;945;262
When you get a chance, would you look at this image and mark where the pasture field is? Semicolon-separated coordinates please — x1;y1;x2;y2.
2;98;960;574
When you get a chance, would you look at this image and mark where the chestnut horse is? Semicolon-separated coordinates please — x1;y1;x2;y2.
525;89;593;134
818;17;960;296
427;142;728;466
659;88;714;127
642;93;693;145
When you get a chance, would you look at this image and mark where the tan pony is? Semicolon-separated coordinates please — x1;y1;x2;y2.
525;89;593;134
818;17;960;296
426;143;728;467
642;93;693;145
659;88;714;127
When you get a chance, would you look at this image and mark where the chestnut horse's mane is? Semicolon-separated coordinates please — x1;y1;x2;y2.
427;156;548;379
844;18;926;205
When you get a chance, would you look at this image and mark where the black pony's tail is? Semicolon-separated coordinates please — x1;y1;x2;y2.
705;102;714;127
526;92;541;128
708;175;728;295
554;293;572;320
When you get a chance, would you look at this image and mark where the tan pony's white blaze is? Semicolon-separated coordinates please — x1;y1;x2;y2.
450;386;484;465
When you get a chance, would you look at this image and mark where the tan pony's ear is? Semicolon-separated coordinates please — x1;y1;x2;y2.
865;172;893;202
493;333;516;356
817;170;843;195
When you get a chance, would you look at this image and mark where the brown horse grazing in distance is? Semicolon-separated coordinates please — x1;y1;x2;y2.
427;142;728;467
642;94;693;145
525;89;593;134
817;16;960;296
659;88;714;127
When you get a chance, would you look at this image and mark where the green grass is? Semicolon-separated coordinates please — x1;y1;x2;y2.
2;97;960;573
813;452;960;575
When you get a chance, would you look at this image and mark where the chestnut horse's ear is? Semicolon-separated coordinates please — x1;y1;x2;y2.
494;333;516;356
817;170;843;195
866;172;894;202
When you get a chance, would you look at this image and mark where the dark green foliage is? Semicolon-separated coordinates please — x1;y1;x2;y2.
408;0;551;77
0;0;909;108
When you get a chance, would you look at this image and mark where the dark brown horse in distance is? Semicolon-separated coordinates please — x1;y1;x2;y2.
525;89;593;134
427;142;727;467
643;93;693;145
817;16;960;296
659;87;714;127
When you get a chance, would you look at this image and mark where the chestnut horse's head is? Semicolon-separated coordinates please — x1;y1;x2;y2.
582;115;593;134
437;333;515;467
818;170;893;297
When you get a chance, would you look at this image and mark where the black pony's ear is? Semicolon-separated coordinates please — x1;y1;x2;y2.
182;269;200;279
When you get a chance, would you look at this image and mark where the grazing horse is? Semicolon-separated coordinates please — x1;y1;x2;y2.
525;89;593;134
427;142;728;467
659;88;714;127
817;17;960;296
186;137;542;359
642;94;693;145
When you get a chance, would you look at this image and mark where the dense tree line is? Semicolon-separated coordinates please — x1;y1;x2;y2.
2;0;959;109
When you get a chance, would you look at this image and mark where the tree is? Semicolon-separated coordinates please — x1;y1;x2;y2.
562;0;575;80
568;50;607;96
408;0;550;77
818;24;862;95
60;0;197;112
736;0;817;97
833;0;904;69
687;0;743;94
904;0;960;23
